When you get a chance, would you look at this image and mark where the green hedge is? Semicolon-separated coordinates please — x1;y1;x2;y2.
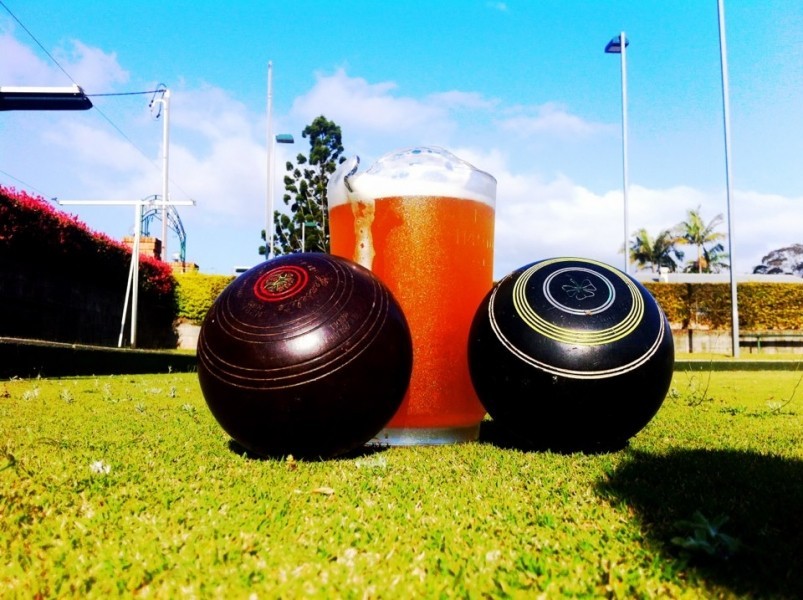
174;272;235;324
172;277;803;333
643;282;803;330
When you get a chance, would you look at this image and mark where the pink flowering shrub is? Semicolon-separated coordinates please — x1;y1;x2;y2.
1;185;178;347
0;185;175;296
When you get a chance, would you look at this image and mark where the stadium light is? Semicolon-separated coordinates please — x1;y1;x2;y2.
0;84;92;111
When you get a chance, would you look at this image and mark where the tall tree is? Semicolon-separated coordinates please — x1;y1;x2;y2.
674;206;728;273
628;228;685;273
259;116;346;257
753;244;803;276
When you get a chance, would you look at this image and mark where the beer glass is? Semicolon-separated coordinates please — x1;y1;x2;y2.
327;146;496;445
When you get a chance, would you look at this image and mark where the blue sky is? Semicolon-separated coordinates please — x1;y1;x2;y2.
2;0;802;278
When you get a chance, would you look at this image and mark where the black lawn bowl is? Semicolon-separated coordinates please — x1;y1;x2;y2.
197;253;413;460
469;257;674;452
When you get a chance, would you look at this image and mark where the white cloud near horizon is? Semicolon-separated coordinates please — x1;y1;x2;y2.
290;68;455;144
0;28;128;90
498;102;613;137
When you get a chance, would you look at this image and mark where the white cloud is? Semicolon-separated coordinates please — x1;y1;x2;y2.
47;121;150;174
170;135;267;219
54;40;129;90
427;90;498;110
290;68;454;142
171;85;257;141
0;30;53;83
498;102;612;137
0;28;127;90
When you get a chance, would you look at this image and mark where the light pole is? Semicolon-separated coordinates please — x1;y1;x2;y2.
605;32;630;274
717;0;739;358
266;61;295;260
150;88;171;261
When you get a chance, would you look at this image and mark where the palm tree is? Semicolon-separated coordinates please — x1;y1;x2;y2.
674;206;728;273
683;243;729;274
629;228;684;273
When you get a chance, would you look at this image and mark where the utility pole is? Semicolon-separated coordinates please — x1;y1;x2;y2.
150;88;171;261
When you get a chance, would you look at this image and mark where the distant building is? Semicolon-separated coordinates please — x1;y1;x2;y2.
122;235;161;260
122;235;199;273
171;260;200;274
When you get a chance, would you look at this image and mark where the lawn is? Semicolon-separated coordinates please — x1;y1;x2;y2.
1;367;801;598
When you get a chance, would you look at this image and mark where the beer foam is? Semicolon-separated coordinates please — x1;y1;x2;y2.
327;146;496;207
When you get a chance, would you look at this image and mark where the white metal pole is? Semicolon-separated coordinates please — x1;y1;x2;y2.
620;31;630;274
161;89;171;262
118;213;136;348
267;62;275;260
717;0;739;358
131;202;142;347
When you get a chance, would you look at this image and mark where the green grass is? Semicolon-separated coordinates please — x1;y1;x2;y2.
1;370;801;599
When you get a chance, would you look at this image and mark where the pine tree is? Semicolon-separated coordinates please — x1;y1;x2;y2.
261;116;346;257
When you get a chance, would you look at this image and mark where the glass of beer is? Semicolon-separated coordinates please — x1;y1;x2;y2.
327;146;496;445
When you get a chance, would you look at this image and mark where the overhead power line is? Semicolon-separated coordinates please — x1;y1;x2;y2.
0;0;78;86
87;90;165;97
0;168;57;201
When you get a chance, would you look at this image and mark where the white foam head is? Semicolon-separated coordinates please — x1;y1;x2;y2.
327;146;496;208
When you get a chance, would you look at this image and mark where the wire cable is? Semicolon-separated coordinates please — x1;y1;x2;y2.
87;90;165;97
0;168;58;202
0;0;78;86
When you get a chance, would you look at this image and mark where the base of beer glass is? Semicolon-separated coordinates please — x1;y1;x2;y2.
368;424;480;447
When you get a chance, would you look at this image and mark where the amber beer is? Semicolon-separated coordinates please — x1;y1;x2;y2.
328;147;496;445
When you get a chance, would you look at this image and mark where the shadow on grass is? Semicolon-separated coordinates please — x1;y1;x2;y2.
596;448;803;599
478;419;630;455
226;439;389;462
